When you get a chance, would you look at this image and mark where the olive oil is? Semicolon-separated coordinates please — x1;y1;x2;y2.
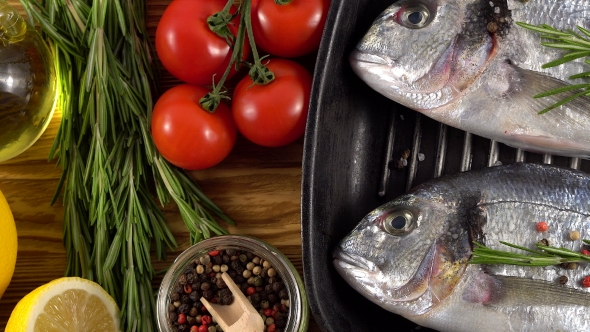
0;1;56;162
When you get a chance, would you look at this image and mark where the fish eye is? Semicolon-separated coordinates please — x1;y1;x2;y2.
400;4;431;29
382;210;415;236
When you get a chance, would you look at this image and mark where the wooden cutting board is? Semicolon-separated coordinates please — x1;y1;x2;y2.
0;1;319;330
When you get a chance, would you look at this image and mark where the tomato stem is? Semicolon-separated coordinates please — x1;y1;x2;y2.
273;0;293;5
243;0;275;85
207;0;238;46
201;0;250;112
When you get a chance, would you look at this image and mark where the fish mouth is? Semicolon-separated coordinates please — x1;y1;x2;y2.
349;50;395;67
333;246;379;275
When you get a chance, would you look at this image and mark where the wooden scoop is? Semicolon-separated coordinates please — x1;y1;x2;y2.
200;272;265;332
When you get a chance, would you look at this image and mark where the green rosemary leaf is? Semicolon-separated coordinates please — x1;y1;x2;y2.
570;71;590;79
542;51;590;68
532;83;589;98
515;22;569;36
540;42;590;51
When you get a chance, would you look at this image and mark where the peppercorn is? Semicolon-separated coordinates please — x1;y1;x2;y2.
178;274;187;285
202;289;214;300
190;325;198;332
178;313;187;324
171;292;181;302
200;255;211;265
265;317;275;326
184;284;193;294
570;230;581;241
201;314;212;325
178;325;188;331
558;275;568;285
267;324;277;332
187;315;196;325
222;254;231;264
536;221;549;232
198;325;208;332
189;291;199;302
272;281;283;293
267;268;277;277
246;286;256;296
208;326;216;332
239;254;248;263
253;266;263;276
253;276;264;287
189;306;199;317
178;303;190;314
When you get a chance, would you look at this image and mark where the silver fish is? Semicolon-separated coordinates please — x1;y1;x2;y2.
350;0;590;158
334;163;590;332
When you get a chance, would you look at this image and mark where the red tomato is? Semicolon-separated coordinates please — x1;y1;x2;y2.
232;59;312;147
151;84;237;170
155;0;248;85
250;0;330;58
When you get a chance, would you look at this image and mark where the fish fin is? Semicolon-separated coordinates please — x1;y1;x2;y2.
502;63;590;117
483;62;590;155
491;275;590;307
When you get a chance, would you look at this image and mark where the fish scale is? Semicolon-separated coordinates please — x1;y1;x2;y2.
334;163;590;331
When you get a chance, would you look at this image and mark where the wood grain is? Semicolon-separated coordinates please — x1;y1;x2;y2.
0;1;320;330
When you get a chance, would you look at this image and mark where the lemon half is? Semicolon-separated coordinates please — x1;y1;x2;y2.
6;277;121;332
0;188;17;299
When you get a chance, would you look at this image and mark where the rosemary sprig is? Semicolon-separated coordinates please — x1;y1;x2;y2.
20;0;233;330
516;22;590;114
470;240;590;266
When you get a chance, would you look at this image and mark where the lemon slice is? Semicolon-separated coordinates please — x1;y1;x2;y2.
6;277;121;332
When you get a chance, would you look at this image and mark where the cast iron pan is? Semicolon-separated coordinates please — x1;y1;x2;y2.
301;0;590;331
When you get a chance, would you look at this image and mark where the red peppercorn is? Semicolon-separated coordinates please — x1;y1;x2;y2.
198;325;208;332
264;308;273;317
209;250;220;256
583;276;590;288
184;284;193;294
246;286;256;295
210;296;218;304
209;272;216;278
267;323;277;332
201;315;212;325
201;306;209;313
536;221;549;232
190;326;198;332
178;313;187;325
582;249;590;256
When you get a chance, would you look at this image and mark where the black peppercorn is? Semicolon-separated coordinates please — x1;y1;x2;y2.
202;289;214;300
169;312;178;322
189;306;199;317
178;303;190;314
272;281;283;293
181;295;190;304
189;291;199;302
222;254;231;264
279;289;288;300
178;274;187;285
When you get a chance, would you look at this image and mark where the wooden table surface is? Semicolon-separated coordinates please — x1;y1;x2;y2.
0;1;320;330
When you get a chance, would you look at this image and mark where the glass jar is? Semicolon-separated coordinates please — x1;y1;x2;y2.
157;235;309;332
0;1;57;162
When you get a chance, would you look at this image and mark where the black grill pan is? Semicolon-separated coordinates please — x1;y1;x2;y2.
301;0;590;331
